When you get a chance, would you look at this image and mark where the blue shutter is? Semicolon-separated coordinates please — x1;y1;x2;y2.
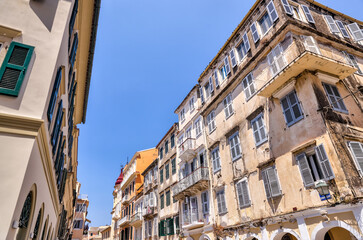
69;33;78;67
242;32;250;52
47;67;62;121
250;22;260;43
301;5;315;24
281;0;292;15
51;100;64;148
267;1;278;22
69;0;79;36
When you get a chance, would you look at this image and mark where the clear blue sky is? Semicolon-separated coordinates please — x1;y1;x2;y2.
77;0;363;227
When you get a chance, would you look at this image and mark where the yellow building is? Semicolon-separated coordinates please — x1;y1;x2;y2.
0;0;100;239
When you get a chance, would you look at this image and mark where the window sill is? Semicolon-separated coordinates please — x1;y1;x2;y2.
255;138;268;148
332;108;349;115
232;155;242;162
225;111;234;120
208;128;216;135
286;115;304;128
218;211;228;216
239;204;251;209
196;133;202;139
213;169;221;174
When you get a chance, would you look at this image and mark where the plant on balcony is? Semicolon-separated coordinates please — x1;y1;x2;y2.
213;224;225;239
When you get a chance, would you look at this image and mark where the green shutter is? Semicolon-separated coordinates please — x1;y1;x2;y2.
47;67;62;121
168;218;174;235
0;42;34;96
162;220;166;236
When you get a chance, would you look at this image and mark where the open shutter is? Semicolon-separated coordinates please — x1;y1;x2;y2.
267;167;281;197
224;56;231;74
250;22;260;43
302;36;320;54
241;180;250;206
230;49;237;68
214;70;219;87
281;0;292;15
69;0;79;36
199;87;204;104
336;20;350;38
315;144;334;180
149;192;154;207
267;49;278;76
301;5;315;24
47;67;62;121
296;153;314;187
347;23;363;41
51;100;64;147
69;33;78;67
267;1;278;22
209;76;214;93
242;32;250;52
324;15;340;33
0;42;34;96
349;141;363;175
168;218;174;235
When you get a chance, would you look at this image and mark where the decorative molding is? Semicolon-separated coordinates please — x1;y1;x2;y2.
0;24;22;38
315;72;339;85
0;113;43;137
272;78;296;99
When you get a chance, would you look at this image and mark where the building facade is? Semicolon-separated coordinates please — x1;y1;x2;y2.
0;0;100;239
72;194;90;240
111;169;124;240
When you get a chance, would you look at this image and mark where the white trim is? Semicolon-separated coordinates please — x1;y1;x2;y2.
296;217;310;240
270;228;301;240
311;220;362;240
199;234;212;240
243;232;261;240
272;78;296;99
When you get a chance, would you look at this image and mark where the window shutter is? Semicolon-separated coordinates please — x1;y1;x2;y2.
348;141;363;175
209;76;214;93
281;0;292;15
224;56;231;74
221;191;226;213
250;22;260;43
242;32;250;52
267;167;281;197
324;16;340;33
347;23;363;41
301;5;315;24
343;52;363;75
315;144;334;180
47;67;62;121
199;87;204;104
69;33;78;67
302;36;320;54
0;42;34;96
296;153;314;187
267;1;278;22
149;192;154;207
51;100;64;147
241;180;250;206
336;20;350;38
214;70;219;87
267;50;278;76
168;218;174;235
229;49;237;68
262;169;271;198
69;0;79;36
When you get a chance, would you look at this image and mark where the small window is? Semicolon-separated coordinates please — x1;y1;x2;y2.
171;158;176;175
171;134;175;148
189;97;195;112
302;36;320;54
267;44;286;76
194;118;202;138
165;140;169;154
165;163;170;180
160;168;164;183
261;166;282;198
250;22;260;43
219;57;230;81
251;114;267;146
280;90;304;126
166;190;171;206
207;110;216;134
236;179;251;208
344;52;363;75
347;141;363;176
291;5;303;21
281;0;293;15
211;147;221;173
216;189;227;214
322;83;348;113
236;33;250;62
242;73;256;100
201;191;209;217
223;94;234;119
324;15;340;33
179;109;185;122
160;194;164;209
229;132;242;161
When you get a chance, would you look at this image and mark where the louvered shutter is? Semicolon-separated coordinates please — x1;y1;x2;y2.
241;180;250;206
303;36;320;54
347;23;363;41
324;16;340;33
336;20;350;38
69;33;78;67
296;153;314;187
242;32;250;52
262;169;272;198
267;1;279;22
47;67;62;121
281;0;292;15
51;100;64;147
0;42;34;96
230;49;237;67
214;70;219;87
168;218;174;235
69;0;79;36
250;22;260;43
209;76;214;93
267;167;281;197
315;144;334;180
199;87;204;104
301;5;315;24
149;192;154;207
267;49;278;76
348;141;363;175
224;56;231;74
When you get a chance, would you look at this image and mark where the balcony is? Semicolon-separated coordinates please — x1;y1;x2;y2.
118;215;130;227
182;213;208;230
112;212;120;220
121;195;130;205
178;138;196;161
130;212;142;226
173;167;209;200
142;206;156;218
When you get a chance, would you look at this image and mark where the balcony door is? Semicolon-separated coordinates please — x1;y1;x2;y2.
190;197;199;223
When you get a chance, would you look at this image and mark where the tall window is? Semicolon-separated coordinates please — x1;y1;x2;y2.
322;83;348;113
204;82;211;99
166;190;171;206
211;147;221;173
207;110;216;134
189;97;195;112
223;94;234;119
229;132;242;161
179;109;185;122
344;52;363;75
281;91;303;126
194;118;202;138
201;191;209;217
165;140;169;154
165;163;170;180
219;56;230;81
160;168;164;183
236;32;250;62
216;189;227;214
159;147;163;160
160;194;164;209
236;179;251;208
251;114;267;146
259;12;272;35
242;73;256;100
171;134;175;148
171;158;176;175
262;166;282;198
267;44;286;76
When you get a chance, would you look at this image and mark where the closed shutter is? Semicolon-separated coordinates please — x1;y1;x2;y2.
303;36;320;54
51;100;64;147
343;52;363;75
209;76;214;93
201;191;209;215
236;180;250;208
149;192;154;207
315;144;334;180
267;167;281;197
199;87;204;104
296;153;314;187
250;22;260;43
336;20;350;38
214;70;219;87
69;33;78;68
47;67;62;121
324;15;340;33
242;32;250;52
262;169;272;198
347;23;363;41
348;141;363;176
281;0;292;15
69;0;79;36
241;180;250;206
224;56;231;74
267;49;277;76
267;1;279;22
0;42;34;96
168;218;174;235
230;49;237;68
301;5;315;24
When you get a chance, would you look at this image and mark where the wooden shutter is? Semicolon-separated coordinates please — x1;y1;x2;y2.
230;49;237;68
262;169;271;198
301;5;315;24
0;42;34;96
47;67;62;121
303;36;320;54
241;180;250;206
224;56;231;74
347;23;363;41
250;22;260;43
199;87;204;104
69;0;79;36
324;15;340;33
69;33;78;67
242;32;250;52
209;76;214;93
315;144;334;180
149;192;154;207
168;218;174;235
214;70;219;87
296;153;314;187
51;100;64;147
267;1;279;22
267;167;281;197
348;141;363;175
336;20;350;38
281;0;292;15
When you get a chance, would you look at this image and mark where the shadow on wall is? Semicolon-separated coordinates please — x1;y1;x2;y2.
29;0;62;32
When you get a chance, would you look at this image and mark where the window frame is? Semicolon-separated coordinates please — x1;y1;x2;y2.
261;166;282;198
242;72;256;101
235;178;251;209
201;191;209;217
223;94;234;119
207;110;216;134
179;108;185;123
216;188;227;215
194;117;202;138
347;141;363;177
251;113;268;146
280;90;304;127
211;146;221;173
189;97;195;112
322;83;348;114
229;131;242;161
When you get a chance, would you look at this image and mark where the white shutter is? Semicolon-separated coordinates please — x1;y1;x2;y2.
347;23;363;41
281;0;292;15
267;1;279;22
267;48;278;76
315;144;334;180
301;5;315;24
303;36;320;54
149;192;154;207
230;49;237;67
224;56;231;74
262;170;271;198
242;32;250;52
250;22;260;43
241;180;250;206
209;76;214;93
214;70;219;87
267;167;281;197
348;141;363;175
296;153;314;187
199;87;204;103
324;15;340;33
336;20;350;38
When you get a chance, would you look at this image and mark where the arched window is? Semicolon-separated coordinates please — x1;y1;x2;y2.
17;191;34;240
33;207;43;238
41;216;48;240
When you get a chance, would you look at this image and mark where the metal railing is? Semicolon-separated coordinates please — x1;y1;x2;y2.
173;167;209;196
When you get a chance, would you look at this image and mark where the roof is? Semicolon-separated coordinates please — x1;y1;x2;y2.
155;123;178;148
115;167;124;185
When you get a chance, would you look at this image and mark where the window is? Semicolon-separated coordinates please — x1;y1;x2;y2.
160;194;164;209
178;135;184;147
259;12;273;35
73;220;83;229
166;218;174;235
69;33;78;68
171;134;175;148
76;203;86;212
262;166;282;198
223;94;234;119
207;110;216;134
69;0;78;36
179;109;185;122
324;15;340;33
211;147;221;173
204;82;211;99
148;220;152;237
51;100;64;148
250;22;260;43
219;56;231;81
348;141;363;176
347;23;363;41
194;118;202;138
189;97;195;112
216;189;227;214
336;20;350;38
281;0;293;16
214;69;220;88
280;91;304;126
200;86;205;104
301;5;315;24
165;140;169;154
172;158;176;175
145;221;148;237
267;44;286;76
236;32;250;62
160;168;164;183
236;179;251;208
322;83;348;113
201;191;209;217
166;190;171;206
0;42;34;96
296;144;335;187
251;114;267;146
229;132;242;161
242;73;255;100
291;5;303;21
302;35;320;54
344;52;363;75
165;163;170;180
159;147;164;160
47;67;62;121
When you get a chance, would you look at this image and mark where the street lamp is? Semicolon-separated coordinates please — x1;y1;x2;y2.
315;180;330;200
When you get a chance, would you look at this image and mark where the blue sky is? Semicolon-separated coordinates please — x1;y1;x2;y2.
77;0;363;227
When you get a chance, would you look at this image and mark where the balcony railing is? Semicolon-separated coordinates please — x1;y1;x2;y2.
118;215;130;227
142;206;156;217
173;167;209;200
130;212;142;224
178;138;196;161
121;195;130;204
112;212;120;220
